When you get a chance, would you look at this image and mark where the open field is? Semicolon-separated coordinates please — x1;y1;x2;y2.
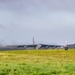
0;49;75;75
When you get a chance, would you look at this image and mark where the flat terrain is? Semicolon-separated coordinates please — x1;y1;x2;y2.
0;49;75;75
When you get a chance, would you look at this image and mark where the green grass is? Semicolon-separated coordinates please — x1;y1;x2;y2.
0;49;75;75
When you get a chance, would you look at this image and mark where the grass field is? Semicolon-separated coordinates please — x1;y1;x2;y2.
0;49;75;75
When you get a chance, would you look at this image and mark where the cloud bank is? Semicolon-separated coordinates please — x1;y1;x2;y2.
0;0;75;45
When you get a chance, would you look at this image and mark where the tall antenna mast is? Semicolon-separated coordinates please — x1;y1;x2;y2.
33;37;35;45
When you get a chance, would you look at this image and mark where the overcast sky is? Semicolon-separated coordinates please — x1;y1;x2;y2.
0;0;75;45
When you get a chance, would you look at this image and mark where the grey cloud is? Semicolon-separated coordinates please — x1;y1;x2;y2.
0;0;75;12
0;0;75;45
0;24;5;29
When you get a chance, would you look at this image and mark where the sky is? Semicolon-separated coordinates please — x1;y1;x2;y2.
0;0;75;45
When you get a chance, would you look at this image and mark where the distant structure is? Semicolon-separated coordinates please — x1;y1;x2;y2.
33;37;35;45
